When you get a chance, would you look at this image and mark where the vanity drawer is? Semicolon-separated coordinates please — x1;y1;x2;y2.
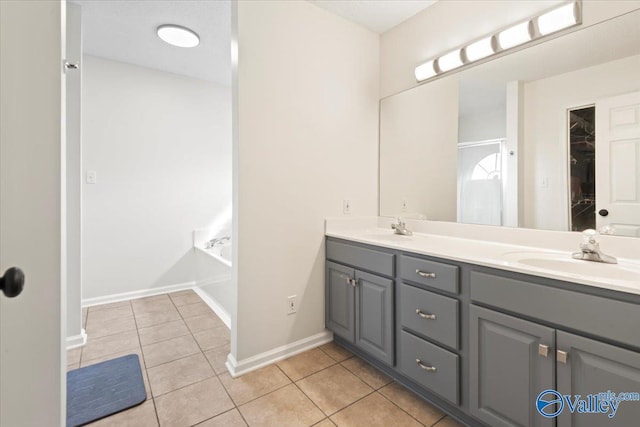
399;330;459;405
326;240;394;277
400;255;459;294
399;283;459;349
470;270;640;349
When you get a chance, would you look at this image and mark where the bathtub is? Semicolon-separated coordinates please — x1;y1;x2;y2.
194;237;234;327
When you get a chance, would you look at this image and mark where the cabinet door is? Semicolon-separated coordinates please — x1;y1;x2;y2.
470;305;555;427
557;331;640;427
355;270;394;365
326;262;355;342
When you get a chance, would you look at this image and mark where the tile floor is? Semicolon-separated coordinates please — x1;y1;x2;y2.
68;290;464;427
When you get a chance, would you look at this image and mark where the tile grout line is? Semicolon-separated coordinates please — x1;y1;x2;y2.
376;386;433;427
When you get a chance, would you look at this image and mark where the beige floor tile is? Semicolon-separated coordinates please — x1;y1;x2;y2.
204;344;230;374
379;382;445;426
177;302;214;319
86;399;158;427
170;289;197;298
87;300;131;312
67;347;82;365
184;313;225;334
433;416;465;427
132;295;176;315
170;291;203;307
67;363;79;372
330;392;422;427
138;319;190;346
239;383;324;427
86;314;137;339
142;334;201;368
277;348;336;381
155;377;234;427
86;305;134;324
147;353;215;397
135;309;182;329
320;342;354;362
193;325;230;351
195;409;247;427
219;364;291;406
297;364;373;416
82;307;88;328
341;357;392;390
81;330;140;361
314;419;336;427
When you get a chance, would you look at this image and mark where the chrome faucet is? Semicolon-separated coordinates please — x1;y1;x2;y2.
572;229;617;264
391;217;413;236
205;236;230;249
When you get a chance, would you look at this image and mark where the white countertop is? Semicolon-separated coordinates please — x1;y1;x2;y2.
325;218;640;296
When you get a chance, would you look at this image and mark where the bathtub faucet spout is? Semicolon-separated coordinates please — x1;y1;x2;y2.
205;236;231;249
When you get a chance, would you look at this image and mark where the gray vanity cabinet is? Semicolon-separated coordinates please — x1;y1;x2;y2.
326;261;356;342
556;331;640;427
325;242;395;366
469;305;555;427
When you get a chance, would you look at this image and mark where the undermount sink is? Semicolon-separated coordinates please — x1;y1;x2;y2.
502;251;640;283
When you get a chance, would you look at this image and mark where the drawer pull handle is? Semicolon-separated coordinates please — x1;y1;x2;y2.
416;309;437;320
416;359;437;372
416;270;436;278
557;350;569;364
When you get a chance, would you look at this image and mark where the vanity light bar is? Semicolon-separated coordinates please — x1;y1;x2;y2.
415;0;581;82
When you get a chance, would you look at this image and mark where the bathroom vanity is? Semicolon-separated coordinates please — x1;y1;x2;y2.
325;221;640;427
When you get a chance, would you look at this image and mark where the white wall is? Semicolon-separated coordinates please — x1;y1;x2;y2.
379;76;458;219
523;54;640;231
233;0;379;364
82;56;231;300
458;106;506;143
380;0;640;98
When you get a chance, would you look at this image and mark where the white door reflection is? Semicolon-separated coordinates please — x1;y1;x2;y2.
457;139;504;226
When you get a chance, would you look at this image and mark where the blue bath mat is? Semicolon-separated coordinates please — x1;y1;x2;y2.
67;354;146;427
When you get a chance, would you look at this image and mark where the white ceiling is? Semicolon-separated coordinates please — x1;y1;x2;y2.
310;0;438;33
72;0;437;85
71;0;231;86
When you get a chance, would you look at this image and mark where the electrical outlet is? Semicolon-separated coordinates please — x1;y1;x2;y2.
401;199;407;212
287;295;297;315
86;170;97;184
343;199;351;214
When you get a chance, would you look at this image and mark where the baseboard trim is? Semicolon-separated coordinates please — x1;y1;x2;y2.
192;286;231;329
66;329;87;350
81;281;197;308
225;330;333;378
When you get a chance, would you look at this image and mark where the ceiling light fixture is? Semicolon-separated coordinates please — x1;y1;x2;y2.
157;24;200;48
414;1;581;83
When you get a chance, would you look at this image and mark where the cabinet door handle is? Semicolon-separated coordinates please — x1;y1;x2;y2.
416;269;436;278
557;350;569;364
349;278;357;287
416;359;437;372
538;344;549;358
415;309;437;320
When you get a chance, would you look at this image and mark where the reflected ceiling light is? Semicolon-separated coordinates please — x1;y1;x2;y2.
438;49;463;72
498;21;532;49
538;2;578;35
465;36;495;62
157;24;200;48
415;59;437;82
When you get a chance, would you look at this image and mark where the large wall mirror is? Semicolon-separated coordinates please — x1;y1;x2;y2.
380;9;640;237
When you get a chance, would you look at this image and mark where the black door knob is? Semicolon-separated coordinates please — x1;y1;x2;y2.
0;267;25;298
598;209;609;217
